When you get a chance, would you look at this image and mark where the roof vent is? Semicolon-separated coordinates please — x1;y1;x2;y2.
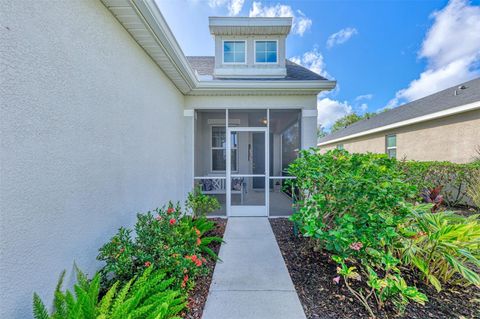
454;85;467;96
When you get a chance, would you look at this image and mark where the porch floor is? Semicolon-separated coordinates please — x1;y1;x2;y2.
201;217;306;319
207;190;293;217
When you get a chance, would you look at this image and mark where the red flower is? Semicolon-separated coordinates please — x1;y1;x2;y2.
181;274;189;288
144;261;151;267
169;218;176;225
167;207;175;214
194;227;201;236
196;238;201;246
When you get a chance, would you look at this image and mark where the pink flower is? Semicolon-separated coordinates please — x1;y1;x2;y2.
156;216;162;221
167;207;175;214
349;242;363;251
169;218;176;225
333;276;340;284
144;261;151;267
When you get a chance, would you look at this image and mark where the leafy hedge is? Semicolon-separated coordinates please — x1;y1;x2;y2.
287;149;480;316
399;160;480;207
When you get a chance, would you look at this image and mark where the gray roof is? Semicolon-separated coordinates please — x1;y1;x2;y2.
186;56;327;81
318;77;480;144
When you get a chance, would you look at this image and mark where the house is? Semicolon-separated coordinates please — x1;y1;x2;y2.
0;0;335;317
318;78;480;163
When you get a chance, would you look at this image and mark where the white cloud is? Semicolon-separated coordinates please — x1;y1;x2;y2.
208;0;245;16
290;47;330;79
326;27;358;48
355;94;373;101
291;46;351;129
249;2;312;36
317;98;353;129
386;0;480;108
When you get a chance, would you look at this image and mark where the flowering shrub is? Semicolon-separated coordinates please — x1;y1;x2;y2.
288;149;425;314
97;202;221;290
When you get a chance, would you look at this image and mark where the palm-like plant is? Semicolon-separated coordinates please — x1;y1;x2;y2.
399;205;480;292
33;266;185;319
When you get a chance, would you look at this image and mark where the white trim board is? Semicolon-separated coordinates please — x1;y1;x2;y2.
318;101;480;146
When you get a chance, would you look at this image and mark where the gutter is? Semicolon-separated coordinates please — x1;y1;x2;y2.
317;100;480;146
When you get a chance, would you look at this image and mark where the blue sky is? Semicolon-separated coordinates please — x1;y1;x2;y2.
156;0;480;129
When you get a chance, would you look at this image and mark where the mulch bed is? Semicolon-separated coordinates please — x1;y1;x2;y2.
270;218;480;319
184;218;227;319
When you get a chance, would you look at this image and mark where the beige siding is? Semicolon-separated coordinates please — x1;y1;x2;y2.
320;109;480;163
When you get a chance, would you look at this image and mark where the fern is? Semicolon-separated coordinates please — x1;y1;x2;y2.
33;293;49;319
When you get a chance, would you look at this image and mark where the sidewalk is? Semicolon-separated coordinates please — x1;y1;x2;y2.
202;217;306;319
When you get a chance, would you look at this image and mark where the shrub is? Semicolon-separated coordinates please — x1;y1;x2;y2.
33;266;185;319
288;149;425;315
398;205;480;291
186;186;220;219
97;202;222;289
399;160;480;207
467;169;480;210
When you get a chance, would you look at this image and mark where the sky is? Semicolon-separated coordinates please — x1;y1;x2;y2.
155;0;480;130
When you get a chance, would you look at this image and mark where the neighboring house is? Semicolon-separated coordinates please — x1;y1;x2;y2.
318;78;480;163
0;1;335;317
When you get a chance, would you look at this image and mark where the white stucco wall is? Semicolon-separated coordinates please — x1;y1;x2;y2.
0;1;186;318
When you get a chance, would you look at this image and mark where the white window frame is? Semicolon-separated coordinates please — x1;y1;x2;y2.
386;134;397;158
222;40;247;65
254;39;278;64
211;125;238;173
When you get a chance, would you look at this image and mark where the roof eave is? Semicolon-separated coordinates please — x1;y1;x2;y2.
317;100;480;146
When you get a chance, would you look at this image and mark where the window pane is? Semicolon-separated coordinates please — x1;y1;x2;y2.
387;135;396;148
224;41;233;52
212;149;226;171
224;52;234;63
256;52;266;63
212;127;226;148
231;132;238;148
256;41;266;51
266;51;277;63
234;52;245;63
235;41;245;52
266;41;276;51
387;149;397;159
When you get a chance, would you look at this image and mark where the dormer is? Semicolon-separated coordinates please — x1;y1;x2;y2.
209;17;292;79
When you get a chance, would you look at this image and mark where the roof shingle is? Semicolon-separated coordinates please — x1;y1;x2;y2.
318;77;480;144
186;56;327;81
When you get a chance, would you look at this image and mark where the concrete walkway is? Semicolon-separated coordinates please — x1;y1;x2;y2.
202;217;306;319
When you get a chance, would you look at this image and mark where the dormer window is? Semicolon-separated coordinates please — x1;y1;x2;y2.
223;40;246;64
255;40;277;64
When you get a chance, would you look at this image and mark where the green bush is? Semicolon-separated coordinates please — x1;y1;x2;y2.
33;266;185;319
186;186;221;219
398;205;480;291
288;149;426;315
97;202;222;290
399;160;480;207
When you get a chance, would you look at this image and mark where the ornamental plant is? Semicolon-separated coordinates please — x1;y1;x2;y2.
287;149;424;315
97;201;221;290
33;266;185;319
186;186;221;219
397;204;480;291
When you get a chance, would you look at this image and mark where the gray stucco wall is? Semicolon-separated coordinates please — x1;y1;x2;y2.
0;1;185;318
